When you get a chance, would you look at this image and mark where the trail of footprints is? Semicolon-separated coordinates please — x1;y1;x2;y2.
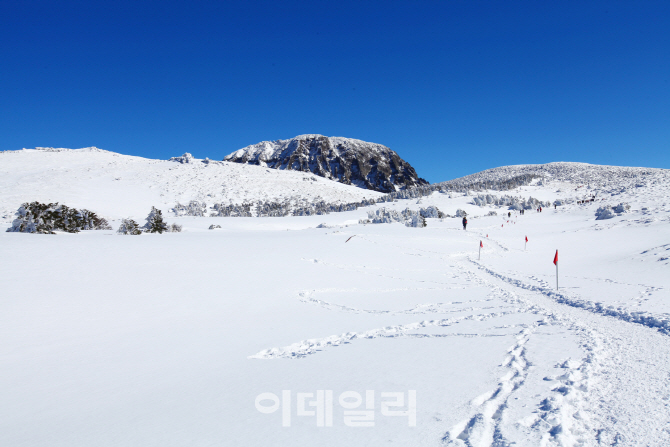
442;268;602;446
248;310;522;360
258;246;630;443
298;289;500;316
442;323;538;446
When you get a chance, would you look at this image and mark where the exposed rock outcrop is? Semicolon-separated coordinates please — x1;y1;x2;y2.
223;134;427;193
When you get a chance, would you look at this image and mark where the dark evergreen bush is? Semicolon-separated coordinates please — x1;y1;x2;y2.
7;202;112;233
117;219;142;235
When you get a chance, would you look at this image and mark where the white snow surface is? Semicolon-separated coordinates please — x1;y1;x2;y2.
2;154;670;447
0;147;383;222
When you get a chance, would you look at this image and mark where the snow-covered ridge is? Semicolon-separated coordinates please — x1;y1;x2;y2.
440;162;669;190
0;147;383;222
1;146;110;154
224;134;428;193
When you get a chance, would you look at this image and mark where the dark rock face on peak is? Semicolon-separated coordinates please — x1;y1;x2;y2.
223;134;427;192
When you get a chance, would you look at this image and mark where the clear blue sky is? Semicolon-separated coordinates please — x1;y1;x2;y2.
1;1;668;183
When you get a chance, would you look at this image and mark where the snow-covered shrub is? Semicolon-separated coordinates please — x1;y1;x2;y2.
613;202;630;214
169;153;195;164
143;207;168;233
117;219;142;235
403;210;427;228
7;202;111;234
208;224;221;230
316;223;329;228
419;206;443;219
367;207;402;224
455;209;467;217
173;201;207;217
366;207;427;228
595;206;615;220
167;223;182;232
487;211;497;216
596;203;630;220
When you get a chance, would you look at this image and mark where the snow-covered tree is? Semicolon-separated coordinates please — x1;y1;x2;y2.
6;202;55;233
117;219;142;235
78;209;112;230
143;207;168;233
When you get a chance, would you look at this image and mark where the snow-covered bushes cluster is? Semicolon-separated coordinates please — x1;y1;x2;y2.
359;206;444;228
173;201;207;217
212;202;254;217
118;207;180;235
170;173;541;221
175;197;379;218
437;174;540;193
595;203;630;220
418;206;444;218
7;202;112;234
471;194;551;210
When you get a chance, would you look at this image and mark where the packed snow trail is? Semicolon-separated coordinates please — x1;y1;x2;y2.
466;260;670;446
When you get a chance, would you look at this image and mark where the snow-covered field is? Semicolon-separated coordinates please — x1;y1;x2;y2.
1;149;669;446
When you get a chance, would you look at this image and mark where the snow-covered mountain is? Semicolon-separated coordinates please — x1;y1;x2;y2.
0;147;383;222
223;134;428;193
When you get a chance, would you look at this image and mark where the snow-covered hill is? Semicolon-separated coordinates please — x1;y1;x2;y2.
224;134;428;192
440;161;669;193
0;147;383;222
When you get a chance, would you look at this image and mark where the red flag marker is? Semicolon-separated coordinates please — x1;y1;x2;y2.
525;236;528;242
553;250;559;290
525;236;528;251
480;240;483;248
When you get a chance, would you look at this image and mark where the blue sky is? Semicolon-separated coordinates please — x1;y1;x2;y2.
1;0;668;183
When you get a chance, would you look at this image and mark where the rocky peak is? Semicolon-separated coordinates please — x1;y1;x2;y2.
223;134;427;192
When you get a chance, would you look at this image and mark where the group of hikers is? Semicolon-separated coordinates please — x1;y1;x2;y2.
461;204;558;230
461;208;526;230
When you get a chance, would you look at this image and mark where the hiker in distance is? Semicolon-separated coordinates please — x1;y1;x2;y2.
462;216;467;230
